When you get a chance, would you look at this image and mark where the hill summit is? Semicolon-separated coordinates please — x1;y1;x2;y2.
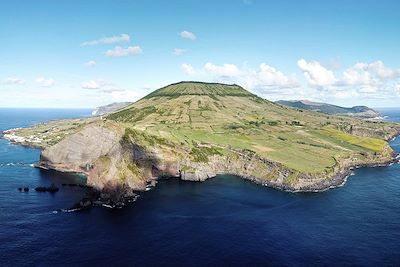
144;81;255;98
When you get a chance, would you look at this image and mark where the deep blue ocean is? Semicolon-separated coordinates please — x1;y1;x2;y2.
1;108;400;267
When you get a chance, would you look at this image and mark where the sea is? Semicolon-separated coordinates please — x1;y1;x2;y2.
0;107;400;267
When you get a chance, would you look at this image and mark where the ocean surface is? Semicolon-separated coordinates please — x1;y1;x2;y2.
0;108;400;267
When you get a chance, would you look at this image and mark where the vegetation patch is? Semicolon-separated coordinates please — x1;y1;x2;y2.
190;146;223;162
143;81;255;98
181;165;196;173
122;127;169;147
108;106;157;123
318;127;386;152
127;163;141;177
284;171;299;185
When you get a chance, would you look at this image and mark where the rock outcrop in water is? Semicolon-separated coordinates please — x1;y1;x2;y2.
35;184;59;192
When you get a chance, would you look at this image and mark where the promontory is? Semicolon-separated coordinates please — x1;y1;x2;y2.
3;82;400;194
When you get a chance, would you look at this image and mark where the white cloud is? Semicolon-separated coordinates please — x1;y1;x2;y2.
258;63;299;88
333;90;359;99
181;62;300;99
84;60;96;67
204;62;241;77
339;61;399;95
342;66;375;86
295;59;400;102
81;34;130;46
105;46;142;57
297;58;337;87
101;88;125;93
180;30;196;40
173;48;186;56
394;84;400;96
107;89;141;102
298;59;398;93
202;62;299;91
239;63;301;99
35;77;55;87
5;77;26;85
181;63;195;75
81;80;106;89
356;61;397;79
179;59;400;103
341;61;398;88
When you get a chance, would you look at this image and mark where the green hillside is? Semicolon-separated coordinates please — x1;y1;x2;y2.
144;81;255;98
108;82;396;173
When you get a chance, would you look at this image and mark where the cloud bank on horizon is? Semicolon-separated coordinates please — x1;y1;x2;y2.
1;0;400;108
180;59;399;102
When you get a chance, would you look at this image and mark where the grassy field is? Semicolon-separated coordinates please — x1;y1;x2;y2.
314;127;386;152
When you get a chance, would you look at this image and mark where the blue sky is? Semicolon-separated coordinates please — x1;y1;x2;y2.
1;0;400;108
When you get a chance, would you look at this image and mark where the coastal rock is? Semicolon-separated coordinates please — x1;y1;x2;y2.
35;183;59;192
80;198;92;208
65;184;139;211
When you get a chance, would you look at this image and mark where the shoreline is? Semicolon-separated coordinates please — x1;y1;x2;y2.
2;130;400;197
228;158;397;194
0;130;45;149
32;148;400;195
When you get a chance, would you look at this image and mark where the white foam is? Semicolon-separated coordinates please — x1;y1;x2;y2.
61;208;81;213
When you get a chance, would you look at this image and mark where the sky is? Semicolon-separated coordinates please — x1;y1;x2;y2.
1;0;400;108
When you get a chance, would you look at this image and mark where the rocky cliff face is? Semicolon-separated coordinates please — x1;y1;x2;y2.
349;125;399;140
179;144;396;192
37;121;399;194
39;122;127;188
38;121;182;191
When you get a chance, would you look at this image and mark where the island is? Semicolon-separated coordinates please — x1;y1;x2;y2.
3;82;400;202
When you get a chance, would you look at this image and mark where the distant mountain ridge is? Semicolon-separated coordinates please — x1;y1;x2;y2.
276;100;380;118
92;102;132;116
